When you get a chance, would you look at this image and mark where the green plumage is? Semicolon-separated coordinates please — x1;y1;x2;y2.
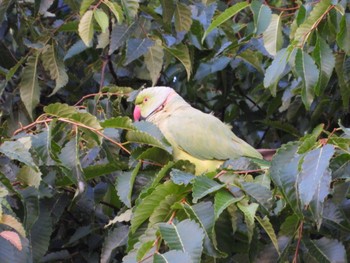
134;86;262;174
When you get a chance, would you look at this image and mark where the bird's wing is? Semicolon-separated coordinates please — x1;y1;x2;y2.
164;107;261;160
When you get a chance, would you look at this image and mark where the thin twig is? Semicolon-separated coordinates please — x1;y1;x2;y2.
293;220;304;263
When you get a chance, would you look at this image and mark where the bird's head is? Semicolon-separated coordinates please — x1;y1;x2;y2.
133;86;176;121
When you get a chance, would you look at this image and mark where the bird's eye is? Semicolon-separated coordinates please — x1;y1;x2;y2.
144;98;148;102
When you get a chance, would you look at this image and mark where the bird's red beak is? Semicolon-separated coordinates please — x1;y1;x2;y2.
133;105;141;121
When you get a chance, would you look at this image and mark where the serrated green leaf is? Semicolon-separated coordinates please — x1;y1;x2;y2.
42;45;68;96
313;37;335;95
202;2;249;42
164;44;191;80
94;9;109;33
295;48;319;109
337;14;350;55
214;190;243;220
116;162;141;208
159;219;204;263
153;250;192;263
79;0;94;16
241;182;273;210
44;103;102;130
255;215;279;254
160;0;174;25
101;116;136;130
103;0;123;23
144;39;164;86
31;206;52;262
182;202;225;257
170;169;195;186
130;181;189;233
0;140;38;171
335;53;350;109
303;237;346;263
263;48;292;96
100;225;129;263
174;2;192;33
298;144;334;206
78;10;94;47
270;142;302;216
192;176;224;203
17;165;42;188
121;0;139;21
262;14;282;56
20;187;39;231
19;53;41;119
149;195;177;225
294;0;332;46
127;121;171;153
237;202;258;243
251;1;272;35
125;38;155;65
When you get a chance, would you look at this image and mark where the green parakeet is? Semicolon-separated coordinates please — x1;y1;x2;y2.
133;86;262;174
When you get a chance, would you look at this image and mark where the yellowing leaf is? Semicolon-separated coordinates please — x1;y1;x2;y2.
263;14;283;56
79;10;94;47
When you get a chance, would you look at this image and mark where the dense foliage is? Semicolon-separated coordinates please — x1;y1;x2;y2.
0;0;350;262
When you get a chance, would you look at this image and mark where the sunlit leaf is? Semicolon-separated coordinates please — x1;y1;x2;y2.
17;165;42;188
78;10;94;47
101;116;136;130
202;2;249;42
80;0;95;16
294;0;332;46
103;0;123;23
262;14;282;56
